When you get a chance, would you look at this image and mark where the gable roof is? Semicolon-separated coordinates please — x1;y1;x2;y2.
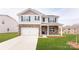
17;8;45;16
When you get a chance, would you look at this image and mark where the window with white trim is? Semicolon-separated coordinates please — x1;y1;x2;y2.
42;17;45;22
21;16;23;22
35;16;40;21
23;16;30;21
48;17;57;23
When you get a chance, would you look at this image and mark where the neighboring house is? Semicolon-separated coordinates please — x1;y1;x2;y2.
63;24;79;34
63;26;73;34
0;15;19;33
17;8;63;37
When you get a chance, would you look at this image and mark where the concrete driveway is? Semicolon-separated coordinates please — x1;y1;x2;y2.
0;36;38;50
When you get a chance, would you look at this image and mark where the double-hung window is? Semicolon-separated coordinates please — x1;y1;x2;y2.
29;16;31;21
21;16;31;22
48;17;53;22
24;16;29;21
35;16;40;21
54;17;57;22
21;16;23;22
42;17;45;22
48;17;56;23
21;16;40;22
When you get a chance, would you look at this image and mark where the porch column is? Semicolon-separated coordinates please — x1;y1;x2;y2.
19;25;21;36
60;26;63;36
40;25;41;36
47;26;49;35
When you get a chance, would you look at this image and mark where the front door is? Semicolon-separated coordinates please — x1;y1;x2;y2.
41;26;47;35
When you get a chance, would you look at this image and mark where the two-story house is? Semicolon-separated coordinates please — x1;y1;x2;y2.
18;8;63;37
0;15;18;33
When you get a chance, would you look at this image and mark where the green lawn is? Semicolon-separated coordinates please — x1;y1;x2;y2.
0;32;19;43
36;34;79;50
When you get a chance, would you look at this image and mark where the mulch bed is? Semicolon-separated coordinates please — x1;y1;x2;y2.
47;36;65;38
68;41;79;49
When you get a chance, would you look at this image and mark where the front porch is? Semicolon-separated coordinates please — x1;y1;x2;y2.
40;25;62;37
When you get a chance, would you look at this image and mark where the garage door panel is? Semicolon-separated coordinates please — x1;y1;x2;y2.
21;28;39;37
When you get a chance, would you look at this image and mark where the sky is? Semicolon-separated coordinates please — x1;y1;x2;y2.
0;8;79;26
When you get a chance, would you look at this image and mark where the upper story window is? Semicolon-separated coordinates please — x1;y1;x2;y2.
24;16;30;21
54;17;57;22
21;16;30;22
48;17;53;22
35;16;40;21
42;17;45;22
29;16;31;21
21;16;23;22
21;16;40;22
48;17;57;23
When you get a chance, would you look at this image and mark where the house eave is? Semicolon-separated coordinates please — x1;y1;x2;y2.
41;23;63;26
17;8;45;16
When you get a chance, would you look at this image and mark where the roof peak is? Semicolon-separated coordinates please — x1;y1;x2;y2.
17;8;45;16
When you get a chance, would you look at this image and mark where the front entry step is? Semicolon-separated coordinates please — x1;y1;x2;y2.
42;35;47;38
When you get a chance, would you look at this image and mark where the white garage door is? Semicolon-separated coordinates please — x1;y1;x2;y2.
21;27;39;36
